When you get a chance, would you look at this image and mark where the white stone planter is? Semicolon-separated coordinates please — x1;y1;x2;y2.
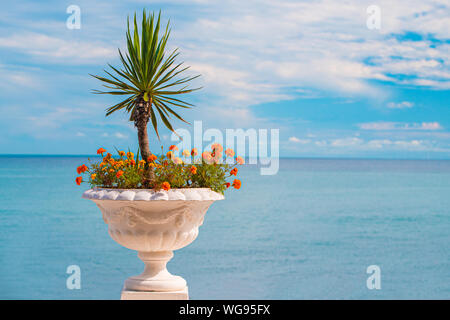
82;187;224;297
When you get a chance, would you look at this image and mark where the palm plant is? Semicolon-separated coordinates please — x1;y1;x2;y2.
91;10;200;171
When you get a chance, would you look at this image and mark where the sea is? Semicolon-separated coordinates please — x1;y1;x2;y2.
0;156;449;299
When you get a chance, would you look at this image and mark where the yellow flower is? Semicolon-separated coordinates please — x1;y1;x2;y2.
139;160;146;167
91;174;97;180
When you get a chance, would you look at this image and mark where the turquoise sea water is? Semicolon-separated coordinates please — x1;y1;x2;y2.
0;156;449;299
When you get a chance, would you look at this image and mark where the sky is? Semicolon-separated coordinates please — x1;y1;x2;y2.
0;0;449;158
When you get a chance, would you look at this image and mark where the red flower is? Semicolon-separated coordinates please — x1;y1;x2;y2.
230;168;238;176
77;164;88;174
225;182;231;188
232;179;241;189
116;170;124;178
236;156;244;165
97;148;106;155
162;182;171;191
169;145;178;151
190;165;197;175
147;154;157;162
75;176;83;185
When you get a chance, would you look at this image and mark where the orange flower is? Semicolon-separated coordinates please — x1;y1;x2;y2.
182;149;190;157
232;179;241;189
211;143;223;153
230;168;238;176
225;148;235;157
118;151;125;157
77;164;88;174
166;151;174;159
169;145;178;151
148;154;157;162
97;148;106;155
225;182;231;188
91;174;97;180
162;181;170;191
126;152;134;159
190;165;197;174
129;159;136;166
139;160;146;167
75;176;82;185
116;170;124;178
236;156;245;165
213;152;222;164
202;151;212;163
191;148;198;156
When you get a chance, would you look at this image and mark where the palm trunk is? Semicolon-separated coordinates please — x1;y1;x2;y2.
134;97;154;186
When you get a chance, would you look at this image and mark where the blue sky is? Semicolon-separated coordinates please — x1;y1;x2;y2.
0;0;449;158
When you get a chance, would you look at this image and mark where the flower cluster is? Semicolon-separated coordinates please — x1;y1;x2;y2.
75;144;243;194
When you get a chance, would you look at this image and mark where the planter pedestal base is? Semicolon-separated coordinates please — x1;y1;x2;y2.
120;286;189;300
124;251;187;292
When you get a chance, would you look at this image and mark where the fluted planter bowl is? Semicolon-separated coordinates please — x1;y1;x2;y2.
82;187;224;292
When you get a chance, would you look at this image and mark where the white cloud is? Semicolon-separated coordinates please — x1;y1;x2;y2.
290;136;449;153
173;0;450;107
289;136;311;144
114;132;127;139
2;0;449;110
387;101;414;109
0;32;116;64
330;137;364;147
358;121;443;131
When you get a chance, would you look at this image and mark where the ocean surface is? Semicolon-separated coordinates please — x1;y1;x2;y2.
0;156;449;299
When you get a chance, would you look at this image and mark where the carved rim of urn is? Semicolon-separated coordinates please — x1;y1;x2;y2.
82;187;225;202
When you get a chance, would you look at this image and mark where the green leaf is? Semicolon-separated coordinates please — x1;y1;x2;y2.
90;9;201;137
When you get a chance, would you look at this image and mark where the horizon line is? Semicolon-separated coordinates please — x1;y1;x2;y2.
0;154;449;161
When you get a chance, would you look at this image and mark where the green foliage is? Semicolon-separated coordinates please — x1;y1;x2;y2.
76;146;243;194
90;10;200;137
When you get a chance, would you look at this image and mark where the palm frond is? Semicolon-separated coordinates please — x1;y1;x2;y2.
91;9;201;139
